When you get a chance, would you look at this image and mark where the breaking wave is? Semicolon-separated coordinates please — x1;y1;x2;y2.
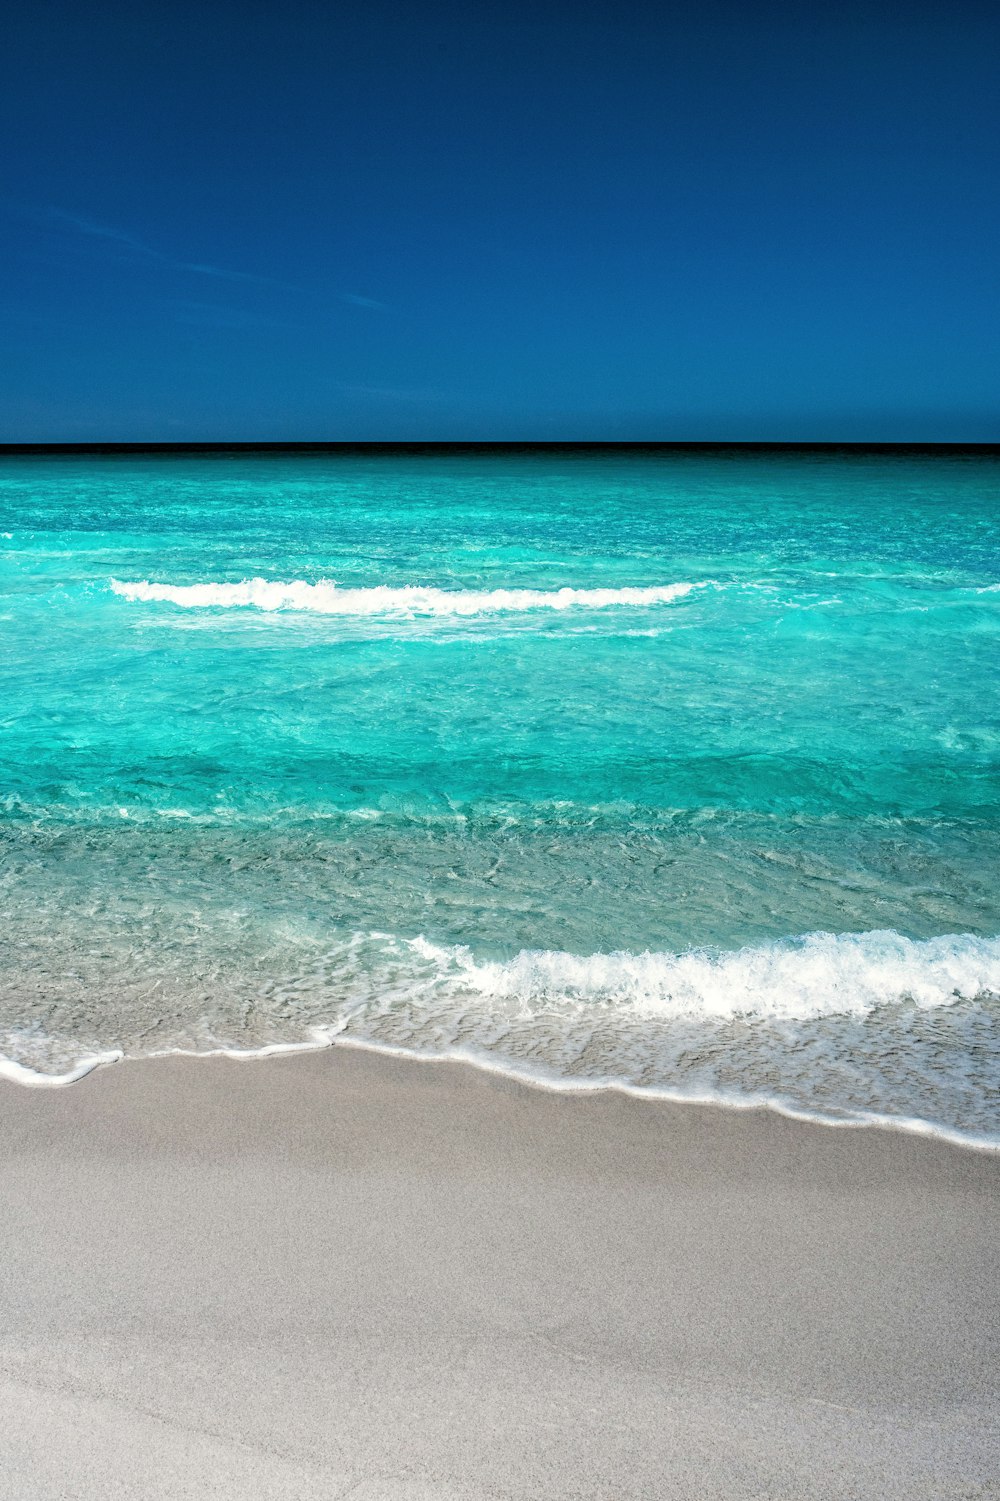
371;928;1000;1021
3;928;999;1142
109;578;701;615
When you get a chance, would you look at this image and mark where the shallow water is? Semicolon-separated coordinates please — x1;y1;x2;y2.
2;448;998;1137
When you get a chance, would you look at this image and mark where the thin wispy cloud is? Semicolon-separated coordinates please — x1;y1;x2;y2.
167;299;301;331
41;207;275;286
341;292;392;313
6;201;395;316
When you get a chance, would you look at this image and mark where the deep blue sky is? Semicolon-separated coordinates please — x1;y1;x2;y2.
2;0;998;439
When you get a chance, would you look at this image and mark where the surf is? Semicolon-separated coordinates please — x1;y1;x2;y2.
109;577;701;615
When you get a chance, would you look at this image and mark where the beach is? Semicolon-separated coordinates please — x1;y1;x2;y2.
2;448;999;1495
5;0;1000;1480
2;1045;997;1499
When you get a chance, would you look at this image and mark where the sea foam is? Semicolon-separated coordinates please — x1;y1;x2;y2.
109;578;699;615
391;928;1000;1020
3;931;998;1142
0;1049;123;1087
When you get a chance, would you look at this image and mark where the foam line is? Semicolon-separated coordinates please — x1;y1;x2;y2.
0;1050;123;1087
109;578;700;615
326;1034;1000;1152
403;929;1000;1021
6;1030;996;1150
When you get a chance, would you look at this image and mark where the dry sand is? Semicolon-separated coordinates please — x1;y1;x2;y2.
1;1044;998;1499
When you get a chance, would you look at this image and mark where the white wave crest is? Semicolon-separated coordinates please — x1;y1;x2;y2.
109;577;699;615
3;932;999;1140
404;929;1000;1021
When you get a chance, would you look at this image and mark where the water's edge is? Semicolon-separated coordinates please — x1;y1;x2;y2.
3;1031;998;1154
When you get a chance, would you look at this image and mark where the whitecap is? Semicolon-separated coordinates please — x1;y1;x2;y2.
402;929;1000;1022
109;577;701;616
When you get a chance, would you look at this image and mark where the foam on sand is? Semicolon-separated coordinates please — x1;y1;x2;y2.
3;930;998;1143
0;1049;123;1087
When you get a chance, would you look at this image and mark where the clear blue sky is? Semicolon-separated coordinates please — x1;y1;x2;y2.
2;0;998;440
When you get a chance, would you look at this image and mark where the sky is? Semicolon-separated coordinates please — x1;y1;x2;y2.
1;0;998;441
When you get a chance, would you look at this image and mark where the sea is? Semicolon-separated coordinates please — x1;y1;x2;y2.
1;446;998;1143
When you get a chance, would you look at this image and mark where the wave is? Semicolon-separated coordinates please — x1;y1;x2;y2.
396;929;1000;1021
3;930;998;1145
109;578;700;615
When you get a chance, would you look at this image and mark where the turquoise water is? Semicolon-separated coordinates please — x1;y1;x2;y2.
2;449;999;1136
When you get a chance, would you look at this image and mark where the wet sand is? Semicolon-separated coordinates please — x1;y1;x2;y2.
1;1045;998;1499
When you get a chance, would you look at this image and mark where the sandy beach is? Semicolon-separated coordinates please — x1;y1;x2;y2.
0;1046;997;1499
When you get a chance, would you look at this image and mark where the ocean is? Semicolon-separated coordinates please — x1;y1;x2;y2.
1;447;998;1141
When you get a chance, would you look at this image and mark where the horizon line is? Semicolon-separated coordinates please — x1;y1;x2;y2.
2;440;1000;456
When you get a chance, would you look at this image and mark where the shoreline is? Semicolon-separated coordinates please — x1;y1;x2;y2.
4;1033;1000;1154
2;1043;998;1498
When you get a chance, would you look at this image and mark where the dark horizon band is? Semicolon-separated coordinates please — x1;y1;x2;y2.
3;441;999;456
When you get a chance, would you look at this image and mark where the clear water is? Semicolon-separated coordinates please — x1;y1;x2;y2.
2;449;999;1137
